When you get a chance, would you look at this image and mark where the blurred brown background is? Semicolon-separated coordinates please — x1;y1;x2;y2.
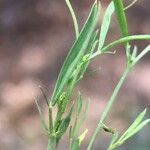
0;0;150;150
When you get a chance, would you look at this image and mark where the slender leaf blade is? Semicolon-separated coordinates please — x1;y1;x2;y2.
113;0;129;37
70;139;80;150
113;0;130;58
78;129;88;145
119;109;147;142
77;92;82;116
51;1;100;106
98;1;114;50
56;107;73;139
121;119;150;143
77;30;99;80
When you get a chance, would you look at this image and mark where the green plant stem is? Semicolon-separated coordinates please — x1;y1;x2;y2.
90;35;150;59
48;106;53;133
47;136;56;150
54;73;78;133
65;0;79;38
108;142;120;150
87;67;130;150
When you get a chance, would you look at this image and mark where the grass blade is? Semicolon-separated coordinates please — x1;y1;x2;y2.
76;30;99;82
51;1;100;106
98;1;114;50
70;139;80;150
77;92;82;116
121;119;150;143
118;109;147;142
78;129;88;145
56;107;73;139
113;0;129;51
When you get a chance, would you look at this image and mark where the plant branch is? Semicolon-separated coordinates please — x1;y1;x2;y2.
87;67;130;150
90;35;150;59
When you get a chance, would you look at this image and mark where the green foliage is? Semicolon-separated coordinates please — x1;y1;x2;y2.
108;109;150;150
56;107;73;140
35;0;150;150
77;92;82;116
69;94;90;150
51;1;100;106
98;1;114;51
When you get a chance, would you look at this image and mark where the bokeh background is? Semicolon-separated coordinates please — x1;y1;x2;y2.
0;0;150;150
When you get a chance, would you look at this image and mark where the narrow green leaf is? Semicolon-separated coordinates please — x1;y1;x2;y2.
119;109;147;142
98;1;114;50
108;132;118;148
121;119;150;143
77;30;99;81
70;129;88;150
70;117;78;140
56;107;73;139
77;99;90;132
113;0;129;46
51;1;101;106
70;139;80;150
80;99;90;126
87;29;99;54
77;41;98;83
48;107;53;133
113;0;132;60
71;99;90;141
78;129;88;145
35;99;48;134
77;92;82;116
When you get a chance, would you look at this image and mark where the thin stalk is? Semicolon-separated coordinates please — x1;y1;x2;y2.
54;107;63;131
90;35;150;59
48;106;53;133
47;136;56;150
133;45;150;66
108;142;119;150
65;0;79;38
54;72;78;132
87;67;130;150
